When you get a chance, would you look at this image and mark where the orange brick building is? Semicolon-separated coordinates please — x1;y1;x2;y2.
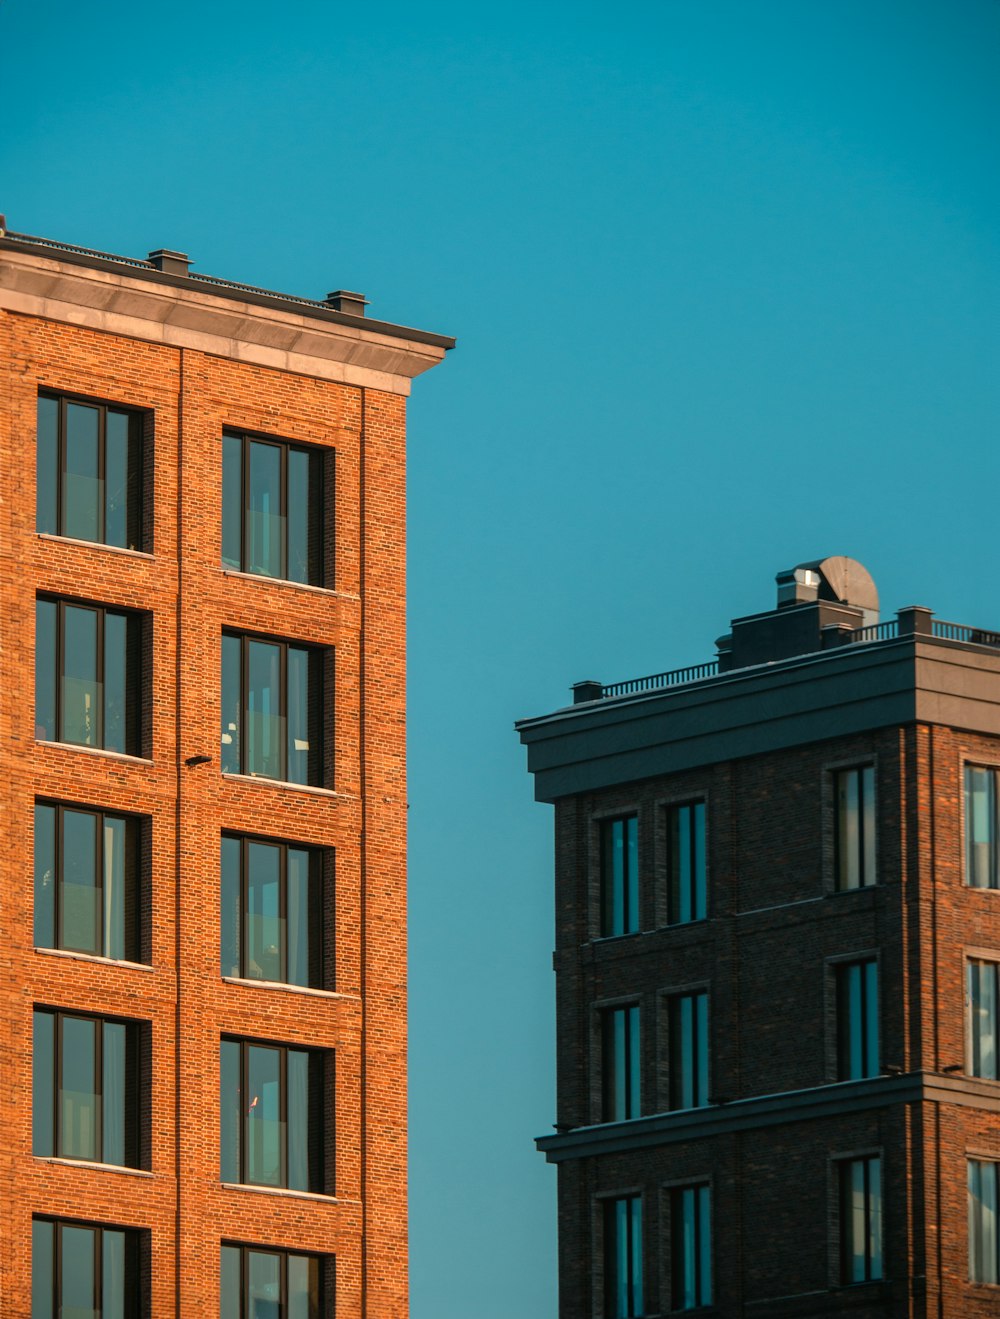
0;223;451;1315
519;558;1000;1318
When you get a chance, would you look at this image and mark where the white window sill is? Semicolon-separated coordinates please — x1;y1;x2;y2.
34;740;152;766
221;1182;355;1205
220;772;349;800
35;947;153;972
34;1156;152;1178
221;568;358;603
37;532;153;560
222;976;356;1002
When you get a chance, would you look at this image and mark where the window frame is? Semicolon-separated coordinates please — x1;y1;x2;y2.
36;390;146;551
669;1181;712;1311
835;957;880;1082
969;1157;1000;1285
601;1003;641;1123
965;764;1000;890
967;957;1000;1081
599;815;640;938
221;429;324;586
602;1194;644;1319
220;1036;327;1194
838;1154;883;1285
221;1242;326;1318
34;800;141;962
32;1216;142;1318
32;1007;140;1168
221;833;325;989
666;989;709;1111
666;800;707;925
833;764;876;891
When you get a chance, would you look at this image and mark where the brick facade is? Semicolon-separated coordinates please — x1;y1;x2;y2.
0;233;451;1315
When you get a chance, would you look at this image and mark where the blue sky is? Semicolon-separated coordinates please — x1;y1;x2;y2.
2;2;998;1314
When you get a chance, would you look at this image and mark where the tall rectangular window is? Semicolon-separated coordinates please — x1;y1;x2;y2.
36;393;144;551
667;801;706;924
32;1218;141;1318
221;1244;324;1318
33;1009;140;1167
969;1158;1000;1284
601;816;639;937
221;835;324;988
835;766;876;890
35;597;141;755
966;766;1000;889
221;632;323;786
603;1195;643;1319
222;432;323;585
671;1183;712;1311
602;1005;640;1122
839;1156;883;1283
220;1038;325;1193
968;959;999;1080
34;802;140;961
668;991;709;1110
837;959;879;1081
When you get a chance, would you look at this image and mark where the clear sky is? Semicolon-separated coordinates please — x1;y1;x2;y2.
2;2;998;1314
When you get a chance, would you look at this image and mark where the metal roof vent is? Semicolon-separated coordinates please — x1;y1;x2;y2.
778;555;879;628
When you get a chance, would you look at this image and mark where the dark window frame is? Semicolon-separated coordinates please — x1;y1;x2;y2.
32;1007;140;1167
965;764;1000;890
221;1241;326;1318
839;1155;883;1284
967;958;999;1081
601;1004;641;1123
968;1157;1000;1284
221;832;325;989
222;429;324;586
836;959;879;1081
600;815;639;938
34;800;141;962
36;390;145;550
220;1036;326;1193
666;800;707;925
670;1182;712;1311
667;990;709;1111
221;630;324;786
834;765;876;891
32;1216;142;1318
603;1194;643;1319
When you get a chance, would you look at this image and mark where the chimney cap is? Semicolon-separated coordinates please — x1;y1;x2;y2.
324;289;369;316
148;248;191;276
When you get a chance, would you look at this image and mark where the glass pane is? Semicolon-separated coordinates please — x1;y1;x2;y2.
31;1218;54;1318
247;1045;283;1186
247;842;283;982
696;993;709;1106
869;1159;883;1280
247;441;284;578
222;435;243;570
220;1040;240;1183
287;646;311;786
630;1196;643;1316
967;766;997;888
692;802;706;919
862;766;876;884
610;1010;626;1120
220;1246;241;1319
288;1253;320;1319
103;611;127;754
36;396;59;535
864;962;879;1078
609;820;625;936
61;810;99;954
247;640;283;779
287;1048;311;1191
625;816;638;933
848;1160;866;1282
34;804;56;948
287;447;313;584
104;815;126;960
103;1022;126;1165
221;837;241;977
221;635;242;773
61;1015;98;1160
698;1185;712;1304
248;1249;281;1319
287;848;313;988
677;807;692;923
839;770;860;890
35;600;57;742
102;1229;125;1319
62;606;99;747
61;1224;98;1319
614;1199;628;1318
680;1187;696;1308
32;1011;54;1156
628;1006;641;1119
104;411;132;549
63;403;101;543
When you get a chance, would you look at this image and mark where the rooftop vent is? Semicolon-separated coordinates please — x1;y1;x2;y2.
148;249;191;276
324;290;369;317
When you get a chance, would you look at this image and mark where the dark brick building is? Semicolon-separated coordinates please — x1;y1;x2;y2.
0;222;451;1315
518;557;1000;1318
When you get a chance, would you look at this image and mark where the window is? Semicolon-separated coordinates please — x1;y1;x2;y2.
835;766;876;890
602;1005;640;1122
601;816;638;937
221;632;323;786
968;960;999;1080
604;1195;643;1318
32;1218;141;1318
839;1156;882;1283
221;835;324;988
670;1183;712;1311
220;1038;325;1192
668;991;709;1110
667;801;706;924
36;393;144;550
35;597;141;755
33;1009;140;1167
969;1159;1000;1284
222;431;323;585
34;802;140;961
836;960;879;1081
221;1243;324;1318
966;766;1000;889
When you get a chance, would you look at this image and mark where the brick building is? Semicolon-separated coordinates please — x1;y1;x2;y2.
517;557;1000;1318
0;222;451;1315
